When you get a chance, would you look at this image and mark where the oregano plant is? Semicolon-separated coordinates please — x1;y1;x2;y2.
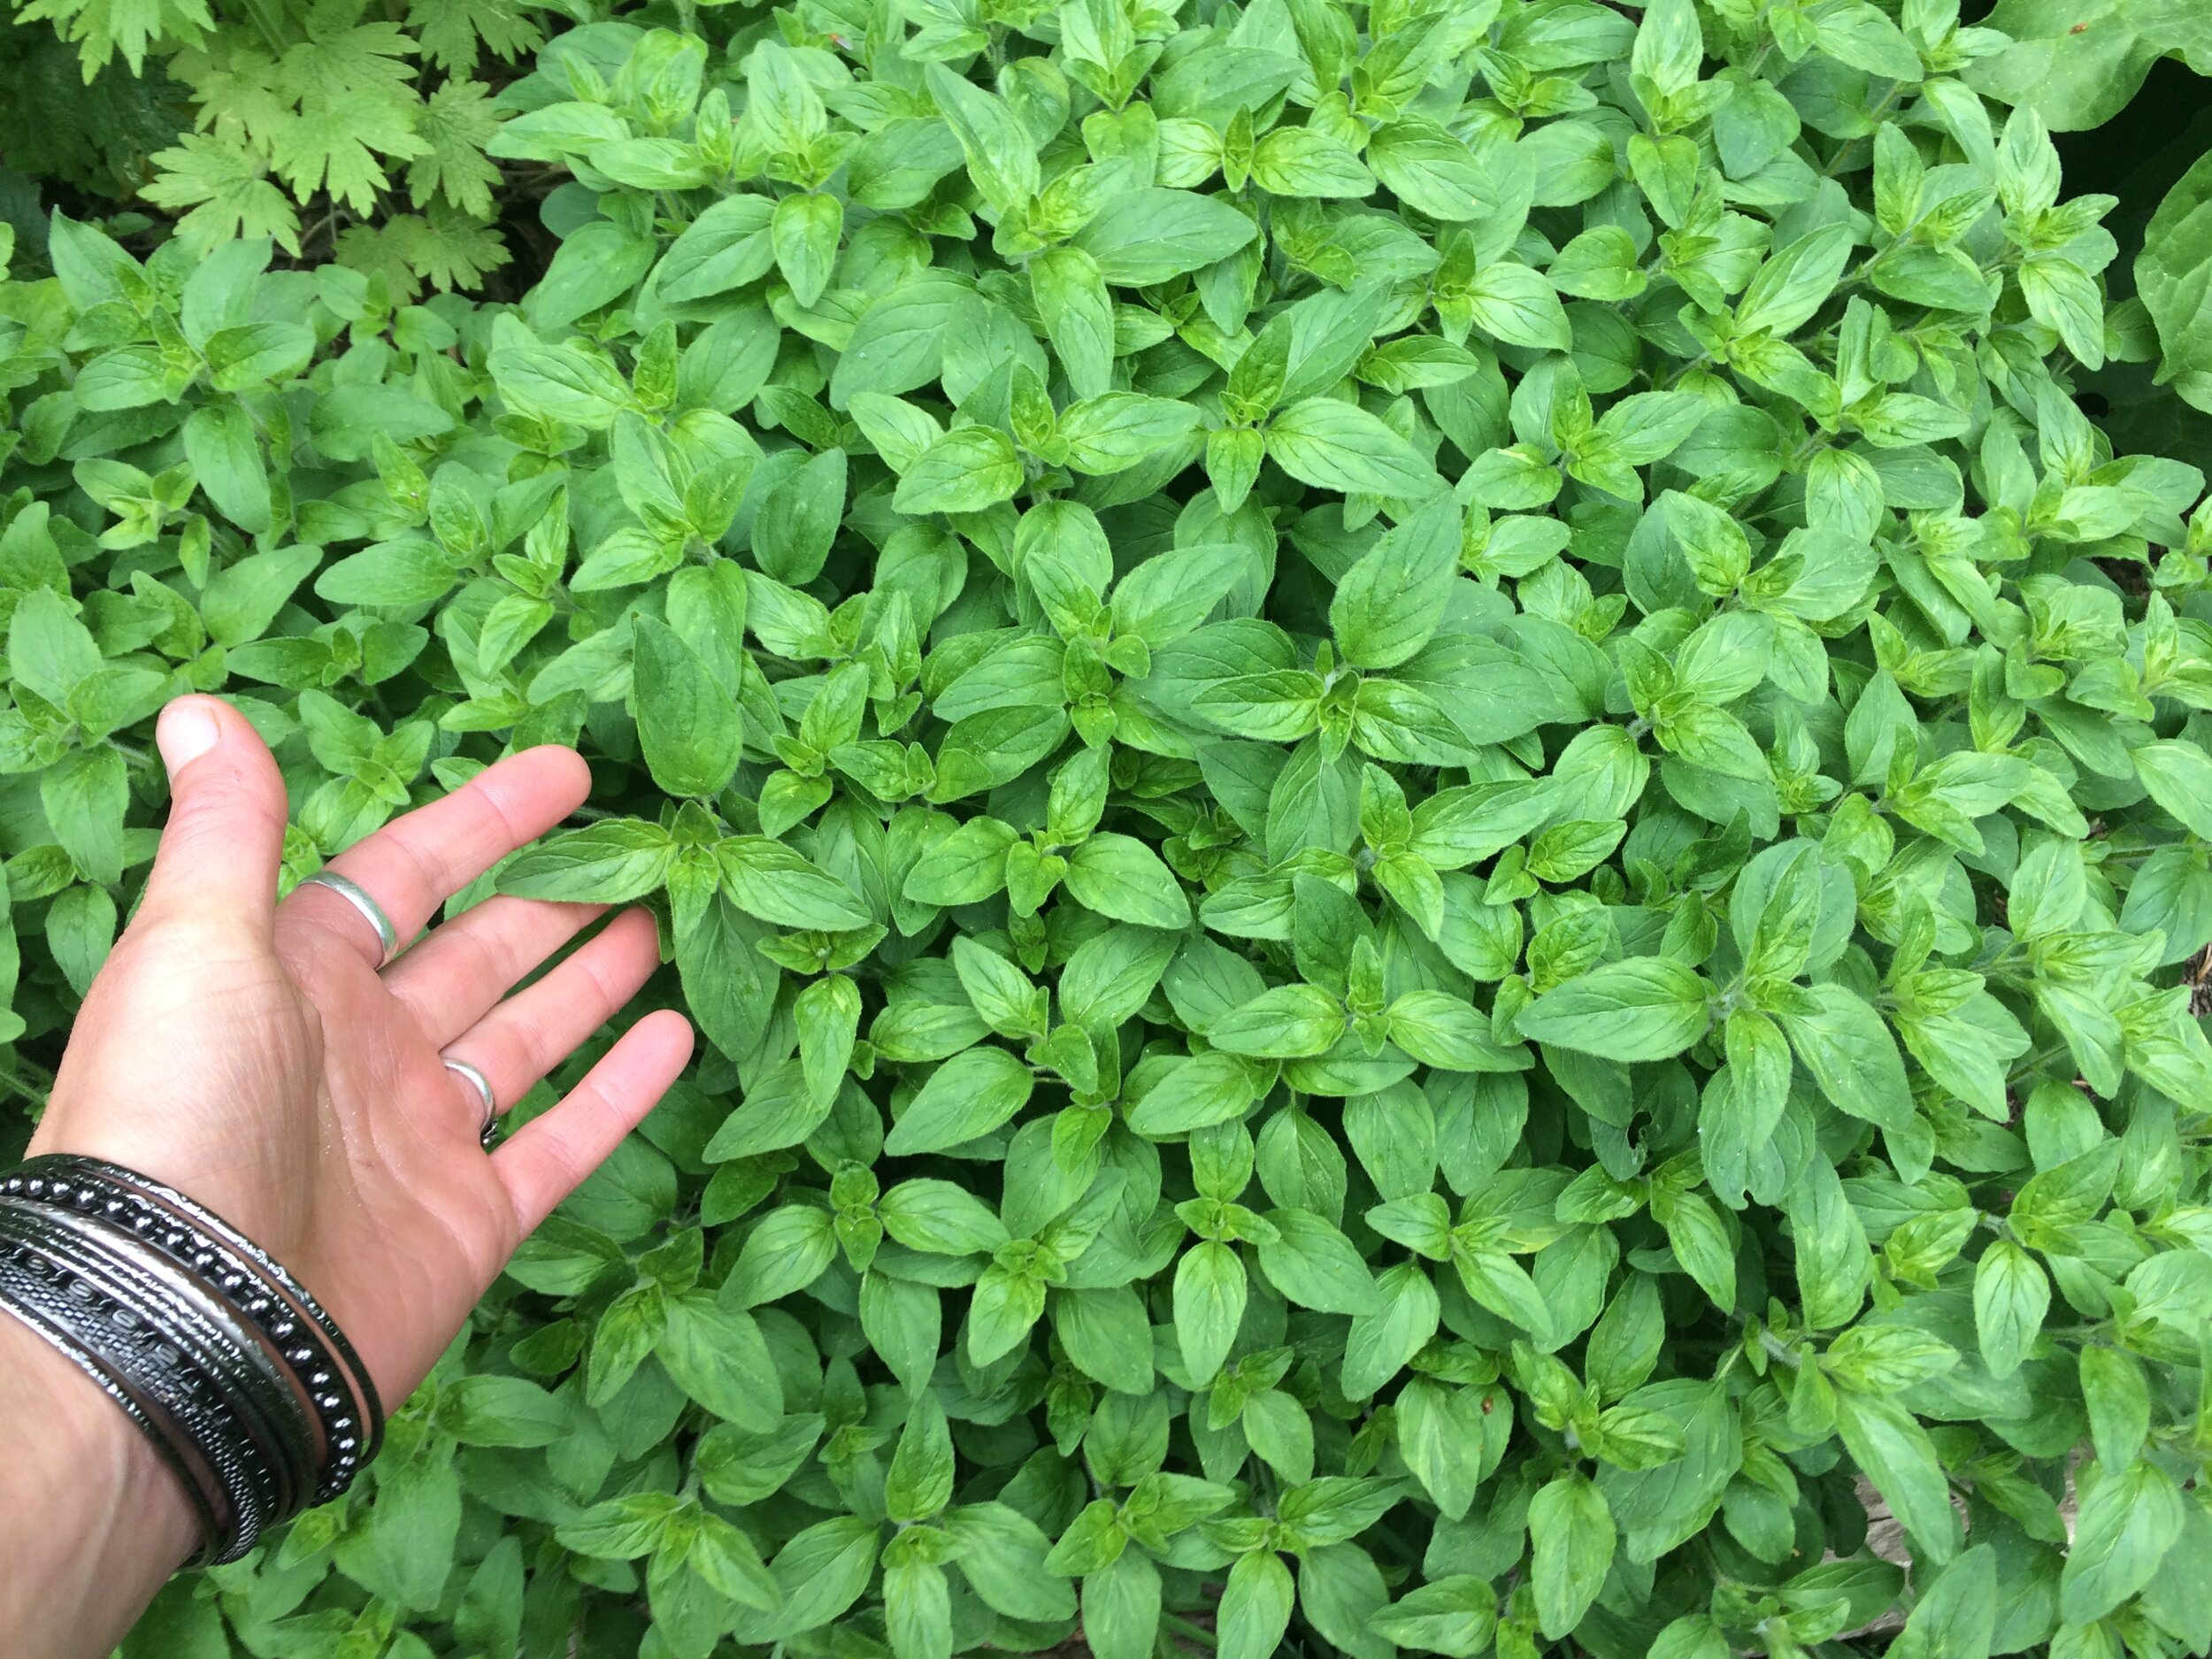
4;1;2212;1657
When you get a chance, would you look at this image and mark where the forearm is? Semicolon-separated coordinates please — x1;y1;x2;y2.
0;1313;201;1659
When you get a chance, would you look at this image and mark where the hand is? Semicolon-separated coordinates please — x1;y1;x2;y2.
29;694;693;1412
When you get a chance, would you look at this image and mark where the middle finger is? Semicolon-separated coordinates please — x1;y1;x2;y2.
383;895;607;1048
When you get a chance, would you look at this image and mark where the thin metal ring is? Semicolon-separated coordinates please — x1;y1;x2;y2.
297;871;400;968
443;1058;501;1151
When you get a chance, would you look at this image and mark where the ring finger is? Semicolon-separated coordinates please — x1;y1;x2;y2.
435;909;664;1130
384;895;607;1048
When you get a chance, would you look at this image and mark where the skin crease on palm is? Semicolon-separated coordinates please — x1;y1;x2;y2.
0;693;694;1659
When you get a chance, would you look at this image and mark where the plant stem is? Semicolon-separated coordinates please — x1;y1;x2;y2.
235;0;294;56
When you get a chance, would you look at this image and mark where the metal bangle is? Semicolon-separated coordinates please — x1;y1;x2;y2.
0;1156;387;1559
86;1159;382;1483
17;1212;288;1553
15;1157;385;1488
0;1235;228;1558
39;1178;354;1498
19;1200;316;1527
0;1205;274;1562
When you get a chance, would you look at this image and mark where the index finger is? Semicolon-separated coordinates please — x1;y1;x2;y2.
278;747;593;969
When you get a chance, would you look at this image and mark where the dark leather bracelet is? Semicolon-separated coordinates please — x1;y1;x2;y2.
0;1158;384;1564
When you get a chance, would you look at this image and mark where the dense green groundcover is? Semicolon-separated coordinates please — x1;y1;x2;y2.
12;0;2212;1654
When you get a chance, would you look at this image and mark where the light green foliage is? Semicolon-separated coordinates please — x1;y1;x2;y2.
12;0;541;296
4;3;2212;1658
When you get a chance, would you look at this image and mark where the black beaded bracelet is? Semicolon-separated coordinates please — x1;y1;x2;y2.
0;1157;384;1564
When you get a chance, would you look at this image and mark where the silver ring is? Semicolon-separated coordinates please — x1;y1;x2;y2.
298;871;399;968
444;1057;495;1125
443;1059;502;1150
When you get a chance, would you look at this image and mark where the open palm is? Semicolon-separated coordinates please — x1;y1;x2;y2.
29;695;692;1406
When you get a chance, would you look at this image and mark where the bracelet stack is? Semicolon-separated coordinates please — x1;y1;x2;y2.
0;1155;383;1564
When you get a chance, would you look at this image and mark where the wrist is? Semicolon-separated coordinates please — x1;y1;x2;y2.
0;1311;202;1658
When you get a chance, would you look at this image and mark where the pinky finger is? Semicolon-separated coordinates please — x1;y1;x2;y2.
495;1010;695;1236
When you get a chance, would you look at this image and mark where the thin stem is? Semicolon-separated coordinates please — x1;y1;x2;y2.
2006;1044;2072;1087
1819;86;1903;182
234;0;294;55
0;1060;53;1115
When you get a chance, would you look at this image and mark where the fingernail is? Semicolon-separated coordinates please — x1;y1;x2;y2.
156;698;221;777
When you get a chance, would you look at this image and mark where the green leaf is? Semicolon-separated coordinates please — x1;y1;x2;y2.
754;447;846;585
1737;225;1855;337
1057;394;1202;475
883;1558;953;1659
498;821;680;902
1971;1239;2047;1379
1342;1262;1440;1397
1127;1050;1254;1136
1371;1575;1497;1658
1216;1549;1294;1659
1209;984;1347;1057
1266;397;1436;498
1172;1239;1247;1384
315;535;459;608
1517;958;1711;1062
1328;491;1460;670
1031;247;1116;399
656;196;777;301
925;62;1041;214
772;192;841;309
1387;990;1527;1072
1256;1209;1377;1314
557;1492;684;1559
716;837;871;930
632;617;742;799
941;1502;1075;1622
2134;741;2212;841
1890;1546;1996;1659
1528;1471;1613;1639
885;1393;956;1521
1064;833;1190;928
1776;983;1915;1134
885;1047;1034;1156
692;1513;780;1612
657;1293;782;1431
1464;261;1573;350
1073;188;1258;286
1832;1390;1961;1568
2139;149;2212;412
440;1374;572;1448
2060;1457;2185;1624
877;1178;1009;1255
728;1205;839;1307
894;426;1025;514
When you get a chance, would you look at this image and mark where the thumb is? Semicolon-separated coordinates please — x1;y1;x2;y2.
138;695;290;933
